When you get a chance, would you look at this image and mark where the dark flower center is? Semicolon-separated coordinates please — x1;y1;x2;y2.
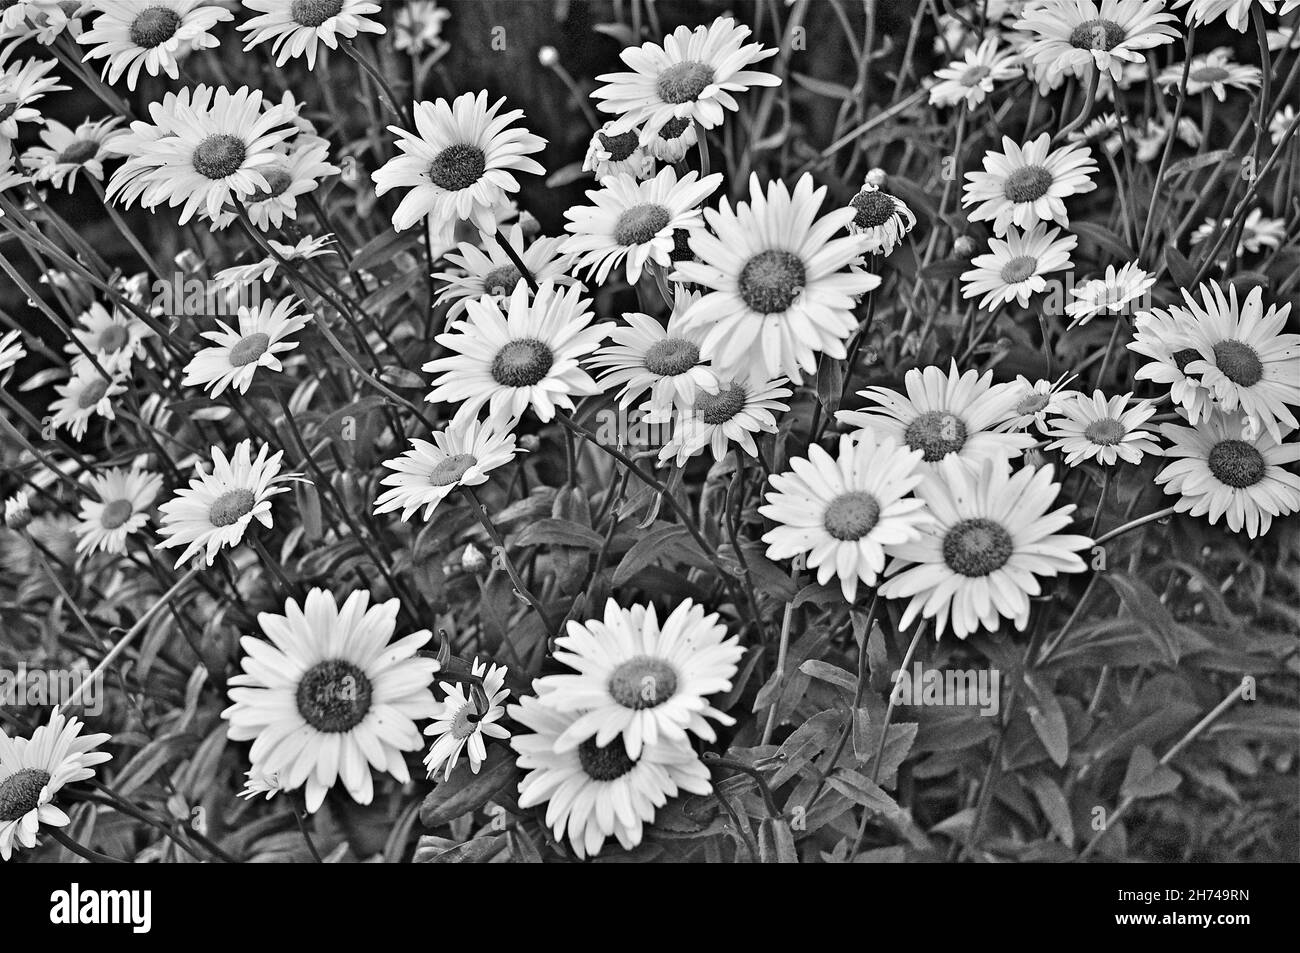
290;0;344;28
597;129;639;161
491;338;553;387
614;203;671;246
577;737;636;781
1002;165;1054;203
1207;439;1265;488
738;249;806;314
100;498;134;529
643;338;700;376
96;324;130;353
296;659;373;732
229;332;270;367
958;64;993;85
696;381;747;425
59;139;100;165
850;190;898;229
1083;417;1126;446
823;490;882;541
208;487;255;527
251;166;294;202
192;134;247;180
1190;66;1231;83
943;517;1014;577
1068;18;1126;51
1016;392;1050;416
904;410;968;461
999;254;1039;284
450;703;482;740
482;264;522;295
1212;339;1263;387
429;143;486;192
77;378;110;408
0;768;51;822
128;5;180;48
608;656;678;709
656;61;715;104
429;452;477;486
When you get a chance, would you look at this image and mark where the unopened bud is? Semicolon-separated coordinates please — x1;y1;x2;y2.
518;434;540;452
537;46;558;67
864;167;887;187
952;235;977;258
461;543;488;573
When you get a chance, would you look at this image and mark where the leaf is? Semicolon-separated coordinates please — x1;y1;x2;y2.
1120;745;1182;800
415;833;510;863
790;72;854;100
378;366;425;388
419;747;518;828
351;228;422;273
1027;774;1075;845
1162;149;1235;181
1023;672;1070;768
1101;570;1181;664
920;258;970;282
1164;244;1197;290
545;162;590;188
769;710;846;787
1070;221;1136;262
514;518;604;550
612;524;690;584
798;659;857;694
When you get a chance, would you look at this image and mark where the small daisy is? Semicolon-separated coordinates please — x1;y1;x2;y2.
1158;48;1261;101
1016;0;1179;89
879;458;1092;639
994;374;1082;433
592;16;780;146
1271;105;1297;145
960;223;1078;311
1065;261;1156;326
760;431;931;601
838;362;1036;469
1128;303;1217;426
434;224;574;318
214;234;335;288
7;1;90;45
155;439;288;568
963;134;1098;237
928;37;1022;108
672;173;879;383
65;301;151;374
371;91;546;242
0;710;112;862
583;121;654;181
209;133;338;230
846;182;917;257
423;659;511;782
1156;411;1300;538
0;328;26;373
182;296;310;398
238;768;283;801
222;587;439;813
393;0;451;55
645;116;698;163
659;372;792;466
20;116;123;191
562;167;722;286
1191;208;1286;259
48;364;126;440
238;0;385;69
1173;0;1294;32
74;465;162;555
3;490;32;531
0;53;67;141
76;0;232;90
374;416;518;522
1045;391;1161;466
424;281;610;425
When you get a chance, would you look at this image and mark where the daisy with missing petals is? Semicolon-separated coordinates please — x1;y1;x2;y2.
423;659;511;781
77;0;232;90
0;53;67;141
659;372;792;466
156;439;288;567
880;458;1092;639
562;167;721;285
646;116;697;163
1045;391;1161;466
1065;261;1156;326
374;416;518;522
222;588;439;813
48;364;126;440
510;693;712;859
0;329;24;373
838;362;1036;470
1128;304;1217;425
0;710;111;862
1016;0;1178;89
434;225;574;318
961;223;1078;311
928;37;1022;108
1156;411;1300;538
1157;48;1261;100
371;91;546;240
74;465;162;555
1173;0;1296;32
214;234;335;288
21;116;123;191
963;134;1098;236
673;173;880;383
239;0;385;69
583;121;654;181
65;301;151;374
995;374;1081;433
592;16;780;145
1191;208;1286;259
760;431;930;601
183;296;311;398
846;182;917;257
393;0;451;55
424;281;610;425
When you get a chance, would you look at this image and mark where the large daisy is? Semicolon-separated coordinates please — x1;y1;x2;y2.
239;0;384;69
879;458;1092;639
960;223;1078;311
374;416;518;522
423;659;511;782
209;133;338;231
434;224;574;318
74;465;162;555
76;0;231;90
760;431;931;601
963;134;1098;236
672;173;879;383
658;372;792;466
182;296;311;398
1016;0;1179;89
0;52;66;141
222;587;439;813
1044;390;1161;466
20;115;123;192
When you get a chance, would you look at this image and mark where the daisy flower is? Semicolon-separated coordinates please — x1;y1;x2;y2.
371;91;546;242
222;587;439;813
238;768;283;801
1173;0;1294;32
434;224;574;318
1271;105;1297;145
589;288;717;413
65;301;151;374
1065;261;1156;326
645;115;698;163
20;116;122;191
214;234;335;288
0;328;26;373
879;458;1092;639
182;296;310;398
837;362;1036;469
1045;390;1161;466
562;167;722;285
592;16;780;146
928;37;1022;108
155;439;288;568
995;374;1082;433
1191;208;1286;259
423;659;511;781
846;182;917;257
374;416;518;522
1158;48;1261;100
6;1;90;44
0;53;66;141
1016;0;1178;90
393;0;451;55
238;0;385;69
48;364;126;440
209;133;338;230
1128;303;1217;426
583;121;654;181
3;490;32;531
76;0;232;90
960;223;1078;311
760;431;931;601
659;372;792;466
74;465;162;555
962;134;1098;237
0;710;111;862
672;173;879;383
424;281;610;425
1156;411;1300;537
